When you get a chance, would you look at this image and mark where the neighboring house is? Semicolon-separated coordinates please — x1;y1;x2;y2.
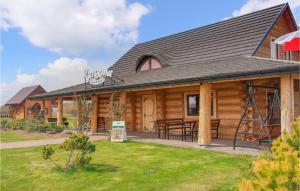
31;4;299;145
5;85;52;120
0;105;11;118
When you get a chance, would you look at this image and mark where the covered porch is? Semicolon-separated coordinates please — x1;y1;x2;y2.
87;73;299;149
33;72;299;150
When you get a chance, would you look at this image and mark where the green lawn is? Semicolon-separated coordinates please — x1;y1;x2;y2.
0;141;253;191
0;132;48;143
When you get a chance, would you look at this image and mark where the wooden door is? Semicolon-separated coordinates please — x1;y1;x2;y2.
143;96;155;131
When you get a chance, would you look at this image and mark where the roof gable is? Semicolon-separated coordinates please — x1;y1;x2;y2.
111;3;288;77
5;85;46;105
252;4;297;55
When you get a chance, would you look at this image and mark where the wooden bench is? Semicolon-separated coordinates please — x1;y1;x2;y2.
166;119;185;140
211;119;221;139
185;119;221;142
155;118;183;139
258;123;281;144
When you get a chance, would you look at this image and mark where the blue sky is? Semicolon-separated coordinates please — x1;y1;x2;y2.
1;0;299;104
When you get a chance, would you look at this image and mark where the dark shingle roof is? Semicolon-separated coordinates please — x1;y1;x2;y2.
30;56;300;98
29;4;299;99
6;85;46;105
31;83;87;99
110;3;288;77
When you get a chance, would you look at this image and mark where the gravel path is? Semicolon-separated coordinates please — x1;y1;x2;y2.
1;132;260;155
0;134;109;149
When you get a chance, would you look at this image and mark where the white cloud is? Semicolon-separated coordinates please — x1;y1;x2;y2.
225;0;300;22
0;0;150;54
0;57;91;105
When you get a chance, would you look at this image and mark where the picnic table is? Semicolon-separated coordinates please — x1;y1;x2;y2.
154;118;220;142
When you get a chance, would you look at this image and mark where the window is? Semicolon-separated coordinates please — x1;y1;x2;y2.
284;51;292;61
211;92;215;116
187;94;199;116
271;37;292;61
185;92;216;117
27;108;32;115
137;56;162;72
271;37;278;59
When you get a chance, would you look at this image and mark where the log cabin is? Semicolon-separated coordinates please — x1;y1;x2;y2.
30;3;300;146
5;85;52;120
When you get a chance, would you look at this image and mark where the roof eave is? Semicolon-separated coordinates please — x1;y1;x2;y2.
29;64;300;99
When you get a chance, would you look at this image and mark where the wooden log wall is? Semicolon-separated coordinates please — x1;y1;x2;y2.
97;94;111;119
95;78;282;138
212;82;245;138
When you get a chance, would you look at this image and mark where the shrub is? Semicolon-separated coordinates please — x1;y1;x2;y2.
8;119;24;130
239;118;300;191
42;133;96;170
53;125;65;133
0;118;10;129
2;118;66;133
24;124;36;132
36;123;51;132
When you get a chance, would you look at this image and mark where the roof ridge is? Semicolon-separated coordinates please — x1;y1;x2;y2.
136;3;287;46
21;85;40;89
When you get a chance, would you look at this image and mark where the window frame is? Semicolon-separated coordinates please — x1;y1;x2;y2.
27;108;33;115
16;107;20;114
186;94;199;116
136;56;162;72
270;37;278;59
184;91;217;118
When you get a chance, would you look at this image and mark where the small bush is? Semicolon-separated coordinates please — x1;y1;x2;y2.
2;118;66;133
42;133;96;170
36;123;51;132
8;119;24;130
0;118;10;128
24;124;36;132
53;125;65;133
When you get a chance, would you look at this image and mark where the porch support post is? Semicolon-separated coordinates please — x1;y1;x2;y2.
129;92;136;131
119;92;127;121
76;97;82;127
280;74;294;134
41;99;45;110
57;97;63;126
41;99;46;122
91;95;98;133
198;83;212;146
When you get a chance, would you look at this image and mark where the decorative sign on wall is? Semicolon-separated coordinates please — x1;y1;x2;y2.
111;121;127;142
84;69;113;86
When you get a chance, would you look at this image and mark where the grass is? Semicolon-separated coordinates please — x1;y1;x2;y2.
0;141;254;191
0;131;48;143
